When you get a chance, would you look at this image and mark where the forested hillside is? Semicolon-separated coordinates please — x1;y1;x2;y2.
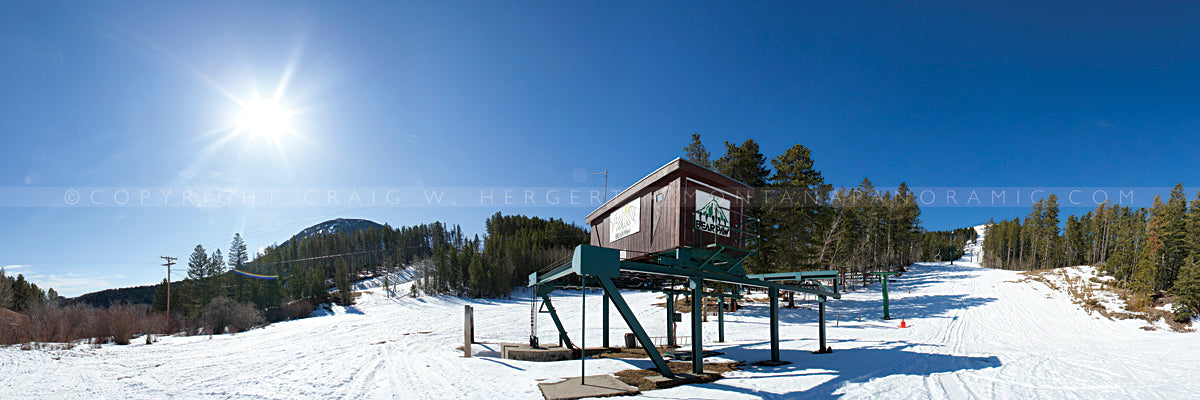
684;135;969;283
70;284;156;308
983;184;1200;320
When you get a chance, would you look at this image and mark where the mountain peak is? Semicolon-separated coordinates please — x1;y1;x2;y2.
285;218;385;245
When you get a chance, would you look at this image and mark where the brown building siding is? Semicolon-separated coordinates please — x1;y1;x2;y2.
587;158;754;259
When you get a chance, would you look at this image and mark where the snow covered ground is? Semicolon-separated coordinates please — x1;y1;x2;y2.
5;253;1200;398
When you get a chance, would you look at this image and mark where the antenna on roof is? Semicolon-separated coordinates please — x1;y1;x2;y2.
591;169;608;203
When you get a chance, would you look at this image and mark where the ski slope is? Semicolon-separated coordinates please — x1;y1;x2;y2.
4;240;1200;398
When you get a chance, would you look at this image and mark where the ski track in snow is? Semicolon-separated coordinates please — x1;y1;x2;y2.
5;236;1200;399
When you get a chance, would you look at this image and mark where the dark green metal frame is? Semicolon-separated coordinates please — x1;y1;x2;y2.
747;270;840;354
530;244;840;378
869;271;900;320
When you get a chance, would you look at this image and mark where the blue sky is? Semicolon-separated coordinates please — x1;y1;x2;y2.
3;1;1199;295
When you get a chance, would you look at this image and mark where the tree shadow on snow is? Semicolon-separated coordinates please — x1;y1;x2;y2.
732;293;997;328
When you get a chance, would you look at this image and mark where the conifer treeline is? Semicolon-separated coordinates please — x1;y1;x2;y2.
0;269;56;314
180;215;590;309
921;227;978;263
685;135;957;281
418;213;587;297
982;184;1200;317
162;222;471;313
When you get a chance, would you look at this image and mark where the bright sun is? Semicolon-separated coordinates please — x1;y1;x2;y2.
235;98;292;139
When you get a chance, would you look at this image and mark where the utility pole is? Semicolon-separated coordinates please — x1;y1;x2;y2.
591;169;608;203
161;256;177;315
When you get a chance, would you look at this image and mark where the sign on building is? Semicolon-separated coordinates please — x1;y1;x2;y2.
695;190;731;237
609;199;640;241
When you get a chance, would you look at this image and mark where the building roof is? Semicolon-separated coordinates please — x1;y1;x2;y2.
585;157;754;225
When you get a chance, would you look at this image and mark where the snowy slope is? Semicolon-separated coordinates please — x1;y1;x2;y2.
5;257;1200;398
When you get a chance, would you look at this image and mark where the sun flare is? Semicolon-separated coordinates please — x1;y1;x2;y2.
235;98;292;140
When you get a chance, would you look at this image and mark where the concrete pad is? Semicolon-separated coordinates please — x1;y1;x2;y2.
538;375;639;400
502;343;575;362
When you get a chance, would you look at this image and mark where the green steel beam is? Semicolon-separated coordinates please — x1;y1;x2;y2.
748;271;840;281
658;288;741;299
525;245;842;369
695;246;727;270
748;271;840;294
596;276;675;379
617;260;840;299
538;293;577;350
530;262;573;287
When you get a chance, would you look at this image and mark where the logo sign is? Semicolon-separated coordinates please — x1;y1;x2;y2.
695;190;731;237
610;199;640;242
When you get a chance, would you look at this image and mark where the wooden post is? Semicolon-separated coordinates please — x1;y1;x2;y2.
463;305;474;357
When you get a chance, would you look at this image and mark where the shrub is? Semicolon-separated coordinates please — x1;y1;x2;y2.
281;299;314;321
201;297;265;335
0;308;32;345
1173;304;1196;325
140;311;172;335
104;304;140;345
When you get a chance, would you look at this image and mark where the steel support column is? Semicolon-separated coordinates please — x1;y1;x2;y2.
539;293;576;350
717;296;725;343
602;291;610;348
769;287;780;362
690;276;703;374
882;276;891;320
666;293;677;347
815;295;832;354
596;276;675;378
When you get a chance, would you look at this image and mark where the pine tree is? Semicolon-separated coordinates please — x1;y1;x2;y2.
228;234;249;303
1174;256;1200;320
714;139;770;272
1187;191;1200;260
183;245;213;315
229;234;249;271
1065;215;1084;266
1162;183;1188;290
187;245;211;280
765;143;831;272
209;249;226;299
1132;246;1155;296
209;249;225;276
335;262;352;305
714;139;769;188
0;269;13;310
1146;195;1172;291
1041;195;1061;269
152;278;171;312
683;133;712;167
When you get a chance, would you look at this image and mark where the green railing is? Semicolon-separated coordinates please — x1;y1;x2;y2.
691;203;759;250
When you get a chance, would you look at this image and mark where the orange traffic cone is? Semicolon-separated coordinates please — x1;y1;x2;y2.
900;319;908;328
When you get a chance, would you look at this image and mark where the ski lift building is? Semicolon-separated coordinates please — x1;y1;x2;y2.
586;158;755;260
